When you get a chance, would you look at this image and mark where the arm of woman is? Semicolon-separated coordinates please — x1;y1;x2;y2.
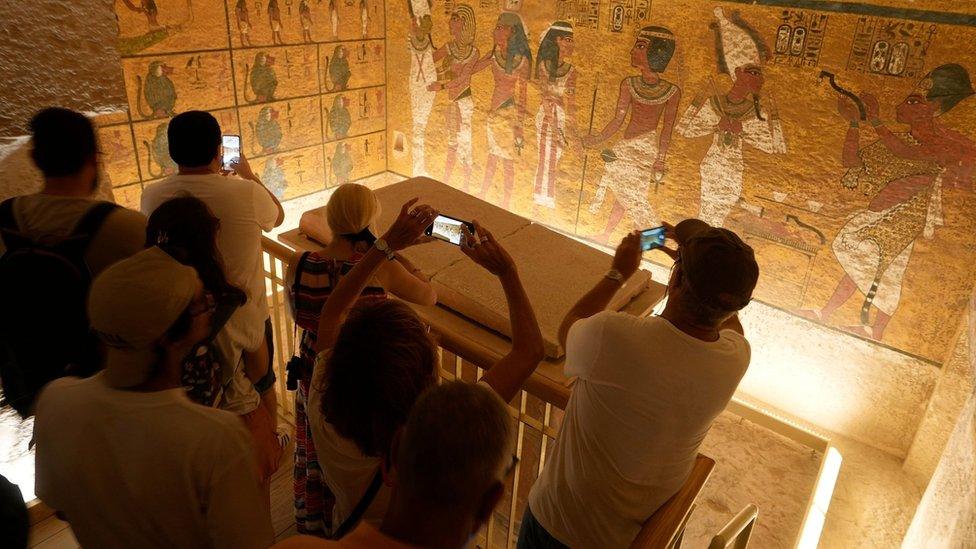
375;258;438;306
313;200;438;352
463;223;545;402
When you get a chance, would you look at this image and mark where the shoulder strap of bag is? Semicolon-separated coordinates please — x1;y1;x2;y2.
0;198;16;232
0;198;27;250
71;202;118;241
332;467;383;539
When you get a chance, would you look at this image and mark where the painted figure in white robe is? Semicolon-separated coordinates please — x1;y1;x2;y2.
428;4;479;190
407;0;436;176
801;64;975;340
360;0;369;38
585;26;680;243
676;8;786;227
532;21;578;209
470;12;531;209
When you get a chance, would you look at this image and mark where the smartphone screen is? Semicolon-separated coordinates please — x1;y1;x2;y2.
640;226;666;251
221;135;241;171
425;214;474;246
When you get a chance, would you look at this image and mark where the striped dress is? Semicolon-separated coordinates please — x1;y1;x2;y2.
288;251;387;537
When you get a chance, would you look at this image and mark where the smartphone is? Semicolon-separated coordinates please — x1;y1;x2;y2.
640;226;666;251
425;214;475;246
221;135;241;171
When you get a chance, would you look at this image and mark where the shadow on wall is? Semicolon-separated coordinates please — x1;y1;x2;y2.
0;0;126;136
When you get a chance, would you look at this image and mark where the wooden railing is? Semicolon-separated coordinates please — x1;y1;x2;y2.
261;236;713;548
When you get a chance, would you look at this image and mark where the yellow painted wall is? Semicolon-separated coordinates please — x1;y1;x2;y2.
386;0;976;366
104;0;388;211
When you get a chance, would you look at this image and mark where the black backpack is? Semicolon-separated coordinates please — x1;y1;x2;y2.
0;198;118;418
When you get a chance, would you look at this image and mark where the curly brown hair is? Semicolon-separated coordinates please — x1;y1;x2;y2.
319;300;437;457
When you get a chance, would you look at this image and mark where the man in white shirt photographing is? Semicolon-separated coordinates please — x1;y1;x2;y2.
521;219;760;548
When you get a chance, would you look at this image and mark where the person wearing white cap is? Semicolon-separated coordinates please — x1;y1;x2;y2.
33;247;274;549
675;7;786;227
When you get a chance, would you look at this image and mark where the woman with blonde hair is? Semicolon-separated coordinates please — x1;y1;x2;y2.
285;183;435;537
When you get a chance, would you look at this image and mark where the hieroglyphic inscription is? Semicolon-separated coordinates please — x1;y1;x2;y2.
847;17;936;77
773;10;829;67
555;0;600;30
607;0;650;33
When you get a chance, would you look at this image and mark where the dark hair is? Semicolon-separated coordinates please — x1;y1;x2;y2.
167;111;221;168
495;12;532;75
642;26;676;72
536;22;573;82
320;300;437;457
146;195;246;304
29;107;97;177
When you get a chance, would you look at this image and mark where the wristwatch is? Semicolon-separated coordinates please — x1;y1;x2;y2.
374;238;396;261
604;269;624;283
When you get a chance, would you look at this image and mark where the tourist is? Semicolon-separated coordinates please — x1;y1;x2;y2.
273;381;516;548
33;247;273;548
308;199;544;537
520;219;759;548
141;111;287;500
285;183;436;536
146;195;248;406
0;107;146;416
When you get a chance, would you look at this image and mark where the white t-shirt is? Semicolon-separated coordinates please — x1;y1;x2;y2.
33;374;274;549
0;194;146;275
528;312;750;548
308;355;391;531
142;173;279;412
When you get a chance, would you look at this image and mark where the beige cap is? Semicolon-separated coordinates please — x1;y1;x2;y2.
88;246;200;388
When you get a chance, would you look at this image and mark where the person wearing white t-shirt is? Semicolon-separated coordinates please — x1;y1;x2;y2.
520;219;760;549
33;246;273;549
141;111;286;500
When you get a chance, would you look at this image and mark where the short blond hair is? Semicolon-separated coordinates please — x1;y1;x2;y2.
326;183;381;235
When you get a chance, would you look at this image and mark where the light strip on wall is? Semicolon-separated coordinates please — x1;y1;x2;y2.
797;446;843;549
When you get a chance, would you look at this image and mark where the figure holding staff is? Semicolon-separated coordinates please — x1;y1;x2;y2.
532;21;578;209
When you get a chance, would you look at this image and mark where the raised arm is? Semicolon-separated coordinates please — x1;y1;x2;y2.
558;231;641;348
583;78;631;147
375;254;438;306
463;222;544;402
313;200;438;352
233;153;285;227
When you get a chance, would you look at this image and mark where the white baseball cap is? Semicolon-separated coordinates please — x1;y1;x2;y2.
88;246;200;388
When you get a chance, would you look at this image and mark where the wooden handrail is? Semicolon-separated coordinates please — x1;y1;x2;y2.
709;504;758;549
630;455;716;549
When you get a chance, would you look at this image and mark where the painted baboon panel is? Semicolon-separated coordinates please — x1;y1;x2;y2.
96;125;141;187
386;0;976;363
109;0;386;206
324;131;386;187
240;96;322;156
122;52;237;118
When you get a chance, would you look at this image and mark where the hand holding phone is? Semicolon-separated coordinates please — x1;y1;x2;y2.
425;214;475;246
640;226;667;251
221;135;241;171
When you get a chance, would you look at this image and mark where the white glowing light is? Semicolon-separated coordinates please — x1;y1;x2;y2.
797;446;843;549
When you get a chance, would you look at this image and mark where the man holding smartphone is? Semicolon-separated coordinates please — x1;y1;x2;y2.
519;219;759;549
141;111;286;505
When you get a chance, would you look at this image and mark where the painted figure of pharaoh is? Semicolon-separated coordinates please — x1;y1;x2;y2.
299;0;313;43
532;21;578;209
585;26;680;243
676;8;786;227
801;64;975;340
472;11;532;208
235;0;252;46
407;0;436;176
429;4;479;190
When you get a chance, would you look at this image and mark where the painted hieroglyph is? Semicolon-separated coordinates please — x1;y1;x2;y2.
103;0;387;206
386;0;976;364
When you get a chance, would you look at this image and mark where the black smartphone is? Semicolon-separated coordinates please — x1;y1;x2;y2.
425;214;475;246
640;226;666;251
221;135;241;171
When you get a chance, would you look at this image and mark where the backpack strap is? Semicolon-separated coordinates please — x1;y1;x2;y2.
0;198;33;252
0;199;16;232
71;202;119;241
331;467;383;539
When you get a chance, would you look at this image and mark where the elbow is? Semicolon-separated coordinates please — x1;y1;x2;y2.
420;288;438;307
524;335;546;365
